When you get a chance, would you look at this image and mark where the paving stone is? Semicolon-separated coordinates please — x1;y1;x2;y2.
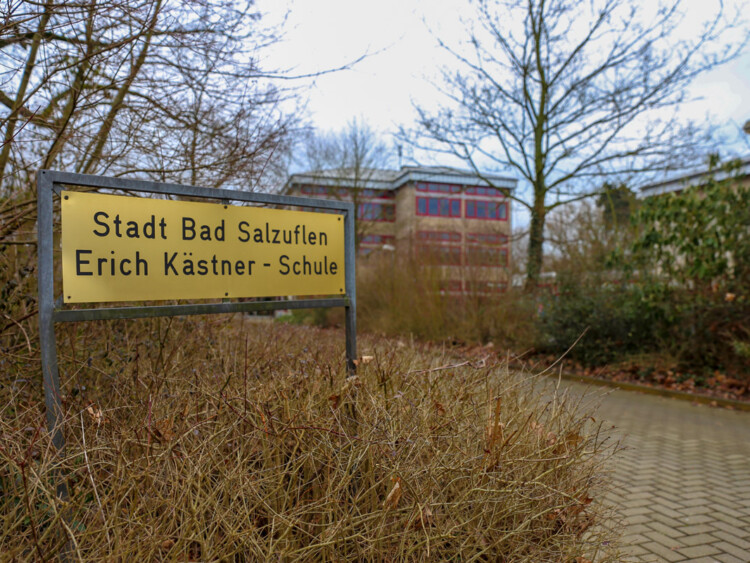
677;544;722;558
678;524;716;535
712;541;750;560
561;381;750;563
679;533;719;547
712;531;750;550
641;541;687;562
715;553;747;563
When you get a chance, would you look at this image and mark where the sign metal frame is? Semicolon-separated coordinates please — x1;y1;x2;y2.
37;170;357;500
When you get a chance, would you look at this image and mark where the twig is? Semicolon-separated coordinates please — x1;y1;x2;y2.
80;412;110;543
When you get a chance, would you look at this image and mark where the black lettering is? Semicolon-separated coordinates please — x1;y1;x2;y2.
183;257;194;275
164;252;178;275
143;216;155;239
76;250;93;275
221;259;231;275
319;232;327;246
126;220;139;238
98;257;108;276
253;228;263;243
308;230;316;245
330;261;338;275
182;217;195;240
211;255;219;275
283;230;292;244
120;258;131;275
272;228;280;244
159;217;167;239
197;260;208;275
113;215;122;237
216;219;225;241
136;251;148;275
200;224;211;241
235;260;245;275
279;255;290;275
93;212;109;237
238;221;250;242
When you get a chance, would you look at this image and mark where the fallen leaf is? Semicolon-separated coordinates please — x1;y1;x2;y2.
153;418;174;442
383;477;402;510
86;404;108;426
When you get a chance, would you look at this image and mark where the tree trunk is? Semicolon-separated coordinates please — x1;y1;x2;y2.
525;195;546;291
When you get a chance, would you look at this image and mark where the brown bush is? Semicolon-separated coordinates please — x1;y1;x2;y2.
1;317;623;561
356;252;538;349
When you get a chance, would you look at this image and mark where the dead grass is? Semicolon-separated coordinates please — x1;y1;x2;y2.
1;315;624;561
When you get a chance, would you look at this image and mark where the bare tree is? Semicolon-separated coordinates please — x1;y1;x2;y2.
0;0;299;196
407;0;745;288
301;118;394;250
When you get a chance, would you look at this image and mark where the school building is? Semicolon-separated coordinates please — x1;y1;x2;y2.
285;165;517;294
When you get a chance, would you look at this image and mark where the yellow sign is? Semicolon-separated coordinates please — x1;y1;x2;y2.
61;191;346;303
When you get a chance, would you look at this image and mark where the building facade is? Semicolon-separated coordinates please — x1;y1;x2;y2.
286;166;517;294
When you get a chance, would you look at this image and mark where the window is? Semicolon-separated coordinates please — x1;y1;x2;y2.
416;197;461;217
416;182;461;194
438;279;463;293
466;232;508;245
465;280;507;294
416;230;461;243
418;244;461;265
466;200;507;220
300;184;329;195
360;189;395;199
465;246;508;267
360;234;395;245
358;202;395;222
465;186;506;198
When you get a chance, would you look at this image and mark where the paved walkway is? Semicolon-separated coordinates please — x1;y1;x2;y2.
565;382;750;562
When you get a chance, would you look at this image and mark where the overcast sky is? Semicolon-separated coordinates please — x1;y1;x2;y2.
257;0;750;161
256;0;749;232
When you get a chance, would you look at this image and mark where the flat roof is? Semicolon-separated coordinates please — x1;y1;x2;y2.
639;157;750;197
287;165;517;191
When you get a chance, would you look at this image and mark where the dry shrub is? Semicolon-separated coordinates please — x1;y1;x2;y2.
357;252;537;348
1;317;623;561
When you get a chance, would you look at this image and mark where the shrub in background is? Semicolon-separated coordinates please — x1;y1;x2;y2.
535;280;672;366
356;252;537;349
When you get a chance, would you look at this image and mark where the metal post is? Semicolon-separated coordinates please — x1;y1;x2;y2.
344;203;357;375
36;170;68;501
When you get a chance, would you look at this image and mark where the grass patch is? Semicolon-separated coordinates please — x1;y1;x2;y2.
1;316;623;560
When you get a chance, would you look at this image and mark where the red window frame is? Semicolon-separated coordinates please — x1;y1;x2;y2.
416;230;461;243
416;182;461;194
416;197;461;218
465;246;509;267
417;244;462;266
438;279;464;293
466;232;508;245
465;280;508;294
358;202;395;222
360;189;395;199
465;200;508;221
465;186;506;198
300;184;329;195
360;234;395;245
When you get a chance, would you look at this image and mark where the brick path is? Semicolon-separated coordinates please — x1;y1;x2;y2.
565;382;750;562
